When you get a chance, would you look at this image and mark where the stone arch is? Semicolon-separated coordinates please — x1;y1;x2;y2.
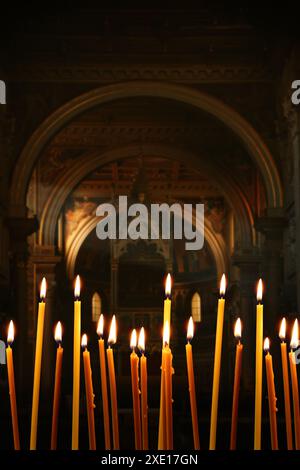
11;81;282;210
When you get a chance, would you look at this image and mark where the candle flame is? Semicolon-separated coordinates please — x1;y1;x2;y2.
291;319;299;350
163;320;170;346
97;314;104;337
74;275;81;298
138;327;145;352
165;273;172;296
54;321;62;343
187;316;194;341
81;333;88;348
234;318;242;339
7;320;14;345
219;274;226;297
108;315;117;345
263;337;270;352
40;277;47;300
256;278;263;302
130;328;137;350
279;317;286;341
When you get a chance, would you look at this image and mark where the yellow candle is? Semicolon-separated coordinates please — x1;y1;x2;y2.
82;334;96;450
163;321;173;450
230;318;243;450
289;319;300;449
130;329;142;450
158;274;172;448
51;322;63;450
30;277;47;450
254;278;263;450
107;315;120;450
279;318;293;450
6;321;20;450
264;338;278;450
97;314;111;450
72;275;81;450
185;317;200;450
138;327;148;450
209;274;226;450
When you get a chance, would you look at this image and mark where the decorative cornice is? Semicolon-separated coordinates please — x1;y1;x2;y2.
7;64;272;84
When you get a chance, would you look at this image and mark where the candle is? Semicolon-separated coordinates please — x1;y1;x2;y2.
289;319;300;449
279;318;293;449
185;317;200;450
107;315;120;450
51;322;64;450
158;349;167;450
130;329;142;450
209;273;226;450
158;274;172;448
6;321;20;450
30;277;47;450
72;275;81;450
97;314;111;450
264;338;278;450
138;327;148;450
82;334;96;450
163;321;173;450
254;278;263;450
230;318;243;450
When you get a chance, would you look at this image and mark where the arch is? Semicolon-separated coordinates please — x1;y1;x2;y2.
92;292;102;323
38;143;254;248
191;292;201;322
11;81;282;209
66;212;227;280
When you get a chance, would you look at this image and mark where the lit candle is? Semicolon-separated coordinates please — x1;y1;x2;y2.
82;334;96;450
6;321;20;450
138;327;148;450
289;319;300;449
163;321;173;450
254;278;263;450
264;338;278;450
107;315;120;450
230;318;243;450
30;277;47;450
158;274;172;449
209;273;226;450
97;314;111;450
185;316;200;450
130;329;142;450
51;322;64;450
279;318;293;449
72;275;81;450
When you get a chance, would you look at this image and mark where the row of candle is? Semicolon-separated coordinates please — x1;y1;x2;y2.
2;273;300;449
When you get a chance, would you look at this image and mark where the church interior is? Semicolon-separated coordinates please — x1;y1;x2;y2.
0;3;299;451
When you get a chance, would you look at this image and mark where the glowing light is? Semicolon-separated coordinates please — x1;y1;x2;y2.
263;337;270;352
163;320;170;346
257;279;263;302
74;275;81;298
291;319;299;350
219;274;226;297
97;314;104;337
130;329;137;350
54;321;62;343
40;277;47;300
7;320;14;345
108;315;117;346
279;317;286;341
165;273;172;297
81;333;88;348
138;327;145;352
187;316;194;341
234;318;242;339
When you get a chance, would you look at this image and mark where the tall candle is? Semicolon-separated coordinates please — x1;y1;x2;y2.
97;314;111;450
6;321;20;450
230;318;243;450
107;315;120;450
289;319;300;449
209;274;226;450
185;317;200;450
30;277;47;450
159;274;172;449
138;327;148;450
130;329;142;450
279;318;293;450
163;321;173;450
51;322;63;450
158;352;167;450
82;334;96;450
264;338;278;450
254;278;263;450
72;275;81;450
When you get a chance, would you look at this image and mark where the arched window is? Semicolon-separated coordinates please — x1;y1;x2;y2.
92;292;102;323
191;292;201;322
